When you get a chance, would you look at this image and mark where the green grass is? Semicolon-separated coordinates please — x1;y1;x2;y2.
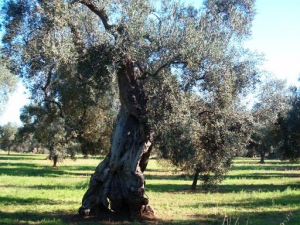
0;151;300;224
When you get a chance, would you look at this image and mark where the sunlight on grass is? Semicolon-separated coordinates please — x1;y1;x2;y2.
0;152;300;224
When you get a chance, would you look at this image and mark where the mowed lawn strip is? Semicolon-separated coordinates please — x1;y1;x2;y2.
0;151;299;224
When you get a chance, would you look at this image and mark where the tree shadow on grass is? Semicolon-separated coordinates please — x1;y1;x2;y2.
45;208;300;225
166;189;300;224
0;161;99;177
147;184;289;196
218;183;300;193
1;208;298;225
3;183;88;190
0;153;44;161
143;166;300;193
187;193;300;209
0;210;159;225
145;174;189;181
146;183;191;192
185;209;300;225
0;209;224;225
232;164;300;171
224;172;300;179
0;163;67;177
0;210;76;225
145;180;300;194
0;196;77;206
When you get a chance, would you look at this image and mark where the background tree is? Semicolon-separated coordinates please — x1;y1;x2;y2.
191;104;253;190
0;122;18;154
2;0;118;162
19;104;81;166
249;77;290;163
156;86;255;190
14;128;45;153
0;55;17;115
276;85;300;162
150;0;261;189
2;0;261;219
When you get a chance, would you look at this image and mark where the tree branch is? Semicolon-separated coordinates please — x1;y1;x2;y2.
44;99;64;118
41;65;55;92
198;110;214;118
76;0;114;30
141;59;187;79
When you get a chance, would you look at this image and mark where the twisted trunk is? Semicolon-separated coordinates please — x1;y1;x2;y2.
78;56;154;219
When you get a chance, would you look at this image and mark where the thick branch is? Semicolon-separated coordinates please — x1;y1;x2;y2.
198;110;213;118
44;99;64;118
77;0;114;30
41;65;55;92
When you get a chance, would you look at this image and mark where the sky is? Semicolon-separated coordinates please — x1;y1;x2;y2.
244;0;300;84
1;0;300;126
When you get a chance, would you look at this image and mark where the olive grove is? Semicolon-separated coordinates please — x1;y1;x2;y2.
2;0;261;219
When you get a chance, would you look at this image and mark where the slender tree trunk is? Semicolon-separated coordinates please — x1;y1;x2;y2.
78;56;154;219
259;153;265;164
53;155;58;167
191;169;200;190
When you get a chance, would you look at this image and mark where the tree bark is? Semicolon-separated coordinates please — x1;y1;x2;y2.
78;56;154;219
259;152;265;164
191;170;200;190
53;155;58;167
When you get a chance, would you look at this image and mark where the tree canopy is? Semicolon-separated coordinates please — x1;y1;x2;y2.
248;77;290;163
276;85;300;162
2;0;264;218
0;122;18;154
2;0;261;158
0;55;18;115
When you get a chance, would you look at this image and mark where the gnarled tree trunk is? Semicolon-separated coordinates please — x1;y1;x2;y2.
78;56;154;219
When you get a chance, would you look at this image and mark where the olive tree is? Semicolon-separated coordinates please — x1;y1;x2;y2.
249;77;290;163
156;85;255;190
2;0;260;219
276;86;300;162
0;122;18;154
0;55;17;115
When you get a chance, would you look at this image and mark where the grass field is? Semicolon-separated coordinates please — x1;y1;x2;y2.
0;151;300;225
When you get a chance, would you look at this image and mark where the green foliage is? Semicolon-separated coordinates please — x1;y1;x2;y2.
276;87;300;162
0;122;18;152
2;0;262;186
2;0;119;158
143;0;261;188
249;77;290;163
194;106;252;189
0;55;17;114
